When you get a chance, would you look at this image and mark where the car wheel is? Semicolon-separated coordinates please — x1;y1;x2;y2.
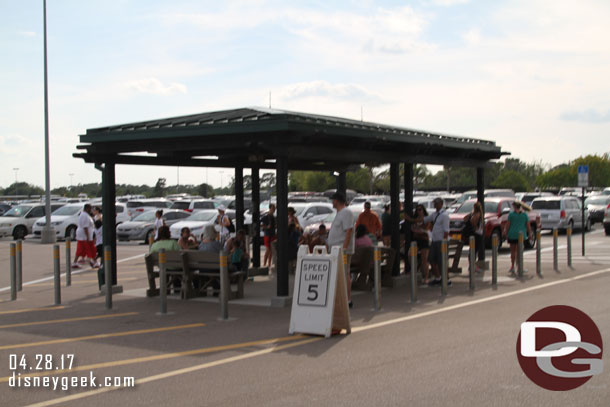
525;226;536;249
585;218;591;232
13;225;27;240
144;229;154;244
65;225;77;241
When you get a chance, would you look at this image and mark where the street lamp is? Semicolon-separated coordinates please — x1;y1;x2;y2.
69;173;74;191
40;0;55;244
13;168;19;195
219;170;225;191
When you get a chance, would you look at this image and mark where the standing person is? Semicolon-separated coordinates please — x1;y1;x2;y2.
410;205;431;284
287;207;302;233
261;204;276;268
381;204;392;247
355;202;382;243
72;203;96;268
504;201;531;275
92;206;102;222
462;202;484;273
422;198;451;287
328;192;355;307
215;205;231;245
93;219;103;268
153;210;165;241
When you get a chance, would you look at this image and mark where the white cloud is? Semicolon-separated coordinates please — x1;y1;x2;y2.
17;31;36;37
462;28;481;45
427;0;470;5
560;109;610;124
123;78;187;95
278;80;384;103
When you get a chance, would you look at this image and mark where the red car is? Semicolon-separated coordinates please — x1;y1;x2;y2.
449;198;542;249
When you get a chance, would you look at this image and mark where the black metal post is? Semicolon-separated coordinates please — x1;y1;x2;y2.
251;167;261;268
404;163;414;273
336;171;347;200
102;162;117;285
235;167;244;232
390;163;400;275
476;167;485;262
276;157;289;297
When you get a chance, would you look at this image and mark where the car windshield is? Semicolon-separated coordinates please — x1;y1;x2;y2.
3;205;31;217
454;193;476;205
132;211;156;222
585;197;609;206
456;201;498;214
170;202;190;210
290;206;307;216
531;200;561;210
189;211;217;222
52;206;82;216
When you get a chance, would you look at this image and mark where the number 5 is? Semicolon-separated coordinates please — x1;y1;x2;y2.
307;284;318;301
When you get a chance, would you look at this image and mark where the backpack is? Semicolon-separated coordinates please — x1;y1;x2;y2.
227;216;235;233
461;214;474;243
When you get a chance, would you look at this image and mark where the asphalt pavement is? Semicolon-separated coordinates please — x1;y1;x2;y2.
0;227;608;406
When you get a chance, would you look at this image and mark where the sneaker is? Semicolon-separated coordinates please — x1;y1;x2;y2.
447;279;453;287
71;262;81;269
428;278;441;286
348;300;353;309
508;268;515;275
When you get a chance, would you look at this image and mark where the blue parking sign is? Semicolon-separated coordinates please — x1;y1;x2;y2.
578;165;589;187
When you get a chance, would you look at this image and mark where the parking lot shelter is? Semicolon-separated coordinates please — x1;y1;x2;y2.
74;107;505;300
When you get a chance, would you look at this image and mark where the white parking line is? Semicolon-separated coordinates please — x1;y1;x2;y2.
0;254;145;293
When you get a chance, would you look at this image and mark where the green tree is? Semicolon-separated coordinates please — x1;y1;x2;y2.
491;170;530;192
153;178;166;197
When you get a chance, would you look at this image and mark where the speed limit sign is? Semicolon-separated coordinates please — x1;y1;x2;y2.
297;259;331;307
289;245;351;337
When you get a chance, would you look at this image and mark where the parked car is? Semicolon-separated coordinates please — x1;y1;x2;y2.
32;203;85;240
0;203;65;240
304;211;337;235
518;192;555;207
169;210;219;240
0;203;11;216
449;198;541;249
531;196;590;232
287;202;335;229
450;189;516;212
584;195;610;225
169;199;217;212
115;202;130;224
125;198;172;219
117;209;191;243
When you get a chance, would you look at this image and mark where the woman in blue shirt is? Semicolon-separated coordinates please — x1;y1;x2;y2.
504;201;531;274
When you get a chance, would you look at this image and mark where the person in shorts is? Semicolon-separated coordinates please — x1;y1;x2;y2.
327;192;355;307
423;198;451;287
261;204;276;267
504;201;531;274
93;219;103;268
73;204;96;268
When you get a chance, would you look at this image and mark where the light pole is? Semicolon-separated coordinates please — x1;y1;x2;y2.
69;173;74;192
40;0;55;244
13;168;19;195
219;170;225;191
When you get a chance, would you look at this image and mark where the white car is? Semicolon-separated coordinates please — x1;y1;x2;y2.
32;203;84;241
169;210;218;240
125;198;172;219
349;195;389;207
0;203;65;240
289;202;334;229
169;199;217;212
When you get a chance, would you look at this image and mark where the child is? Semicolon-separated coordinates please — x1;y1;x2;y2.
231;240;244;271
94;219;103;268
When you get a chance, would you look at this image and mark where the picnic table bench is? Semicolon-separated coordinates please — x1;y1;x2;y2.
144;250;246;300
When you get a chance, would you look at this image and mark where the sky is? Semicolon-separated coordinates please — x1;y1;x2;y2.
1;0;610;189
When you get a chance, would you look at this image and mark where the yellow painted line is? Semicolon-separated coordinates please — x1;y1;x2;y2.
0;312;138;329
0;323;205;351
24;337;321;407
0;306;65;315
1;334;306;383
28;277;137;287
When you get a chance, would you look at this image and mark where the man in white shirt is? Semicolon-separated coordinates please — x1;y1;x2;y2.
423;198;451;287
73;204;96;268
328;191;355;307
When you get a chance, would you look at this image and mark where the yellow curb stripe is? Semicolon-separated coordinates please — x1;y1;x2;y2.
0;312;138;329
1;334;306;383
0;306;65;315
23;337;321;407
0;323;205;351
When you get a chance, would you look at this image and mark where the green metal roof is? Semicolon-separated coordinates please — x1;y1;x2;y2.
75;107;506;169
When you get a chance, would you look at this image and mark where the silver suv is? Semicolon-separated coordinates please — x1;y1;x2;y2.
531;196;590;232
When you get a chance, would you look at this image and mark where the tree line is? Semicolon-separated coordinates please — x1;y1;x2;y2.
2;153;609;199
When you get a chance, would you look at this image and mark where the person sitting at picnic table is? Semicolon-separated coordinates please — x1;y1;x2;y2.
307;224;329;252
230;240;245;271
288;206;302;233
178;226;199;250
150;226;180;253
225;229;249;271
354;224;374;249
198;224;223;253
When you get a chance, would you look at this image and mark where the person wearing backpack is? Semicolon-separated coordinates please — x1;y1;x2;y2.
462;202;484;273
215;205;231;244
